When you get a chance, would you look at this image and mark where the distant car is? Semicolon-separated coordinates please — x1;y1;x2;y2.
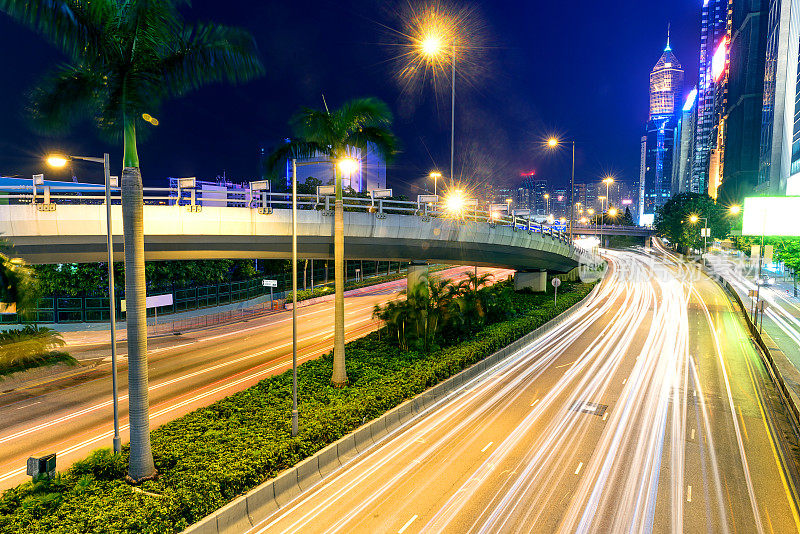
755;275;775;286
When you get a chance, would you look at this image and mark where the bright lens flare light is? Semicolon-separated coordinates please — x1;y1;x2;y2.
444;190;467;217
729;205;741;215
337;157;358;175
547;138;559;148
689;214;699;224
608;208;618;217
420;34;443;57
46;155;68;168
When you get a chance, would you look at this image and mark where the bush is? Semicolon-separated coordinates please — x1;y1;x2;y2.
0;282;593;533
0;326;73;376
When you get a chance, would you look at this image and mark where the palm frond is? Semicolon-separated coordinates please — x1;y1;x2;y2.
28;63;105;134
159;22;264;98
336;97;393;130
0;0;110;60
263;139;329;179
290;108;338;148
344;126;399;163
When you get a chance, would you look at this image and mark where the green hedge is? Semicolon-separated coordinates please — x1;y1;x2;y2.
0;282;593;533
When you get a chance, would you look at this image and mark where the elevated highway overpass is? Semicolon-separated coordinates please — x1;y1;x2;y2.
0;186;603;291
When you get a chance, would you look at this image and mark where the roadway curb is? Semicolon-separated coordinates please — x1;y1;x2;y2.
182;280;603;534
707;264;800;434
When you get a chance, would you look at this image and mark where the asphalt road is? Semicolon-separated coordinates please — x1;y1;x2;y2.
0;265;512;491
252;248;800;534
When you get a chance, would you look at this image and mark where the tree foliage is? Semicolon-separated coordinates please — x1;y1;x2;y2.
263;97;399;184
373;275;516;352
654;193;730;251
0;0;264;153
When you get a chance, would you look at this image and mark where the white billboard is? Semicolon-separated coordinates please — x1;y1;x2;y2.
742;197;800;236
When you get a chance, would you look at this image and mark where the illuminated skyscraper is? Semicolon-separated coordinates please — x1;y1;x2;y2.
639;33;684;225
649;31;685;120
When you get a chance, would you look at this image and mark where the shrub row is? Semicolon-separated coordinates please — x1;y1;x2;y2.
0;282;593;533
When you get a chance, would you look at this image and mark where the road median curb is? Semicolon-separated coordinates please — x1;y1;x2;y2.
182;279;603;534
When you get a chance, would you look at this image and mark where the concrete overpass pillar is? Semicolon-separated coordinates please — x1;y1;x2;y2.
514;270;547;292
407;262;429;295
645;235;652;249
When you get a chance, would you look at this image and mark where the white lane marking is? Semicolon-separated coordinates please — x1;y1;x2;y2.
481;442;494;453
398;514;418;533
15;401;41;410
687;485;692;502
602;412;608;421
622;378;627;384
691;428;695;440
530;399;539;408
575;461;583;475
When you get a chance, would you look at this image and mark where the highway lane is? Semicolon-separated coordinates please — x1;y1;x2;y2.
707;253;800;370
252;248;800;534
0;266;512;491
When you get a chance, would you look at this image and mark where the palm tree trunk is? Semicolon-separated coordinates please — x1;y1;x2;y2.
121;163;156;482
332;167;348;385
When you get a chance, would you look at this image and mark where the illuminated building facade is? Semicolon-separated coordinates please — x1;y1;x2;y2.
672;88;698;194
693;0;731;195
719;0;769;202
757;0;800;195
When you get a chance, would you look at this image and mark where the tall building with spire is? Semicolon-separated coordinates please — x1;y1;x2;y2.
639;31;684;225
649;29;685;120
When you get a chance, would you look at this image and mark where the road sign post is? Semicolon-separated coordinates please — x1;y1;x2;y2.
552;277;561;305
263;279;277;309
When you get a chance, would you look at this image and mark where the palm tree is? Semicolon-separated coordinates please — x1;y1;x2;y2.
266;98;397;386
0;248;36;316
0;0;264;482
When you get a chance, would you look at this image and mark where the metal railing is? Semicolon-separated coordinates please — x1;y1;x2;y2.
0;184;593;258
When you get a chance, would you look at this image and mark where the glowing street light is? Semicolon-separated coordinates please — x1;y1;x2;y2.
338;157;358;176
689;214;699;224
444;189;467;217
46;154;69;168
546;136;577;243
729;205;742;215
421;35;443;57
414;17;459;187
608;207;619;218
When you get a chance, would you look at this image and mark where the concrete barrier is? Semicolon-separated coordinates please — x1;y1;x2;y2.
245;482;278;525
295;456;322;492
271;468;301;508
316;442;341;479
183;277;603;534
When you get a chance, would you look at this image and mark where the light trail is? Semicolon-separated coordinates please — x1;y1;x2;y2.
251;248;800;534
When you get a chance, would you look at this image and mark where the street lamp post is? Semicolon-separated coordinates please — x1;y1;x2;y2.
546;138;577;245
47;153;121;453
429;171;442;196
543;193;550;216
419;37;457;185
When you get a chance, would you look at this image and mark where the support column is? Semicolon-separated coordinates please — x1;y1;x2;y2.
407;262;429;295
514;270;547;292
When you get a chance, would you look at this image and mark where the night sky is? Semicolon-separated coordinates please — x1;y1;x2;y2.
0;1;699;196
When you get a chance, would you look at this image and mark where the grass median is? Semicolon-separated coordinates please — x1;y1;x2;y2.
0;280;593;533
